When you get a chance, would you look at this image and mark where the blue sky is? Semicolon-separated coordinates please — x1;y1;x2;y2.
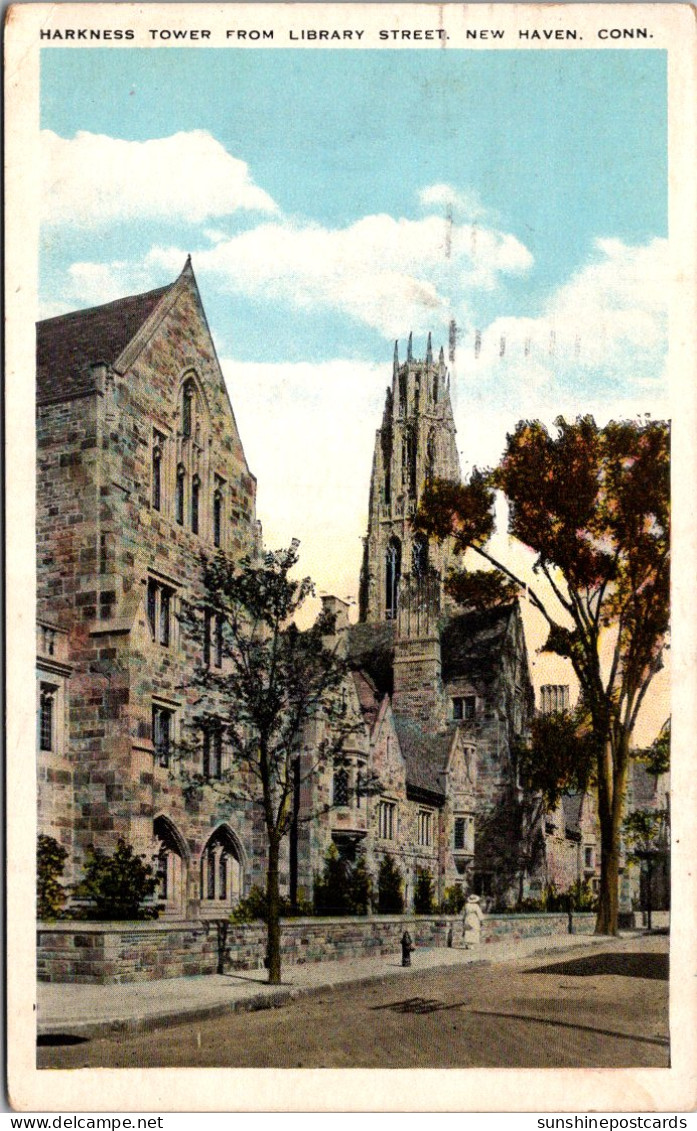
41;49;666;361
39;46;670;658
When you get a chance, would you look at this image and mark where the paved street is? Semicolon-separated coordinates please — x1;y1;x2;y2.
38;933;668;1069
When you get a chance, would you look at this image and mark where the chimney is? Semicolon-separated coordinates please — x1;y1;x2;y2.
320;595;351;632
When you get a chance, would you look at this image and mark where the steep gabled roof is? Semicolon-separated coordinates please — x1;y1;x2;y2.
346;622;395;696
441;604;517;684
393;715;451;801
37;283;172;404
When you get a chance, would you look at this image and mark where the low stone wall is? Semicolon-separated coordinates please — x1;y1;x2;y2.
37;911;596;984
481;911;596;944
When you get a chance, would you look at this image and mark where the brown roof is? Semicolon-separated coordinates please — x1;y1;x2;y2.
36;283;171;404
393;715;451;802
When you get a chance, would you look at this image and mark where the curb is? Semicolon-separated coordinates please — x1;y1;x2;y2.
36;932;633;1042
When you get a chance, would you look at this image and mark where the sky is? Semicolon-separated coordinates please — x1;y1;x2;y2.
39;46;670;736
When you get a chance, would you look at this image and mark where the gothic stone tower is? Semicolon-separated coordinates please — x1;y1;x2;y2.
359;333;461;625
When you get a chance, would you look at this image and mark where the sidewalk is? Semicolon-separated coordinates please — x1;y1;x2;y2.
37;930;635;1039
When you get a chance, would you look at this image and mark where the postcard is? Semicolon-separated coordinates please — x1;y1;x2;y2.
5;1;697;1115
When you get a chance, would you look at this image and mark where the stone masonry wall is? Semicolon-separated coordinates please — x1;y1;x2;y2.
37;912;596;984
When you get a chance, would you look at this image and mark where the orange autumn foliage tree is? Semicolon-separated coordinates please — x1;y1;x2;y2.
416;416;670;934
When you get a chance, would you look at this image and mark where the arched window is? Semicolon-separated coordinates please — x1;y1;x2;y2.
385;537;401;621
181;379;195;439
412;535;428;579
191;475;200;535
176;465;185;526
200;826;243;907
154;815;188;916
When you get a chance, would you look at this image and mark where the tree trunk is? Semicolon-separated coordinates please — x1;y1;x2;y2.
595;825;620;935
595;735;628;936
266;836;282;985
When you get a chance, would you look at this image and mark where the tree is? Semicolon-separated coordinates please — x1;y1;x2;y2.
313;844;373;915
37;834;68;920
416;416;670;935
413;868;435;913
71;839;160;920
636;717;670;778
178;542;363;984
514;708;596;810
377;853;404;913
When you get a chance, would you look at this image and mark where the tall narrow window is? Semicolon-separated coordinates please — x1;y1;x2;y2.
147;579;157;637
412;535;428;579
176;465;185;526
206;853;216;899
219;854;228;901
203;609;211;667
333;767;349;807
159;588;171;647
213;487;222;548
39;686;55;752
191;476;200;535
202;724;223;779
152;705;173;767
385;538;401;621
426;429;436;482
182;381;194;439
147;579;174;647
214;614;224;668
418;809;433;847
378;800;396;840
152;432;163;511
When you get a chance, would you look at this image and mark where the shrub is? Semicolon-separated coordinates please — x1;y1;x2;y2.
413;868;435;913
313;845;372;916
37;834;68;920
569;878;597;911
377;853;404;914
71;839;161;920
230;884;313;924
440;884;467;915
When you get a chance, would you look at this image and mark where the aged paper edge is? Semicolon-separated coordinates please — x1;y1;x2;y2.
5;1;697;1113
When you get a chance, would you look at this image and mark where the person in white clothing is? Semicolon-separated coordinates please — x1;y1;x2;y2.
463;893;484;948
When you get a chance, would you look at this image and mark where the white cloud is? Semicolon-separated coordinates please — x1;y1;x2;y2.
41;129;277;228
418;182;487;219
147;209;533;338
451;237;669;440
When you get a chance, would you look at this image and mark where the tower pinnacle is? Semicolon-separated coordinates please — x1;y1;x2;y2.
426;332;433;365
407;332;413;362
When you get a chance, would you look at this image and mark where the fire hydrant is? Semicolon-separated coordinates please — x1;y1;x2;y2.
401;929;415;967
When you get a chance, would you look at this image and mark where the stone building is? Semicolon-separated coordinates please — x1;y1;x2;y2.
37;281;544;921
37;259;265;918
